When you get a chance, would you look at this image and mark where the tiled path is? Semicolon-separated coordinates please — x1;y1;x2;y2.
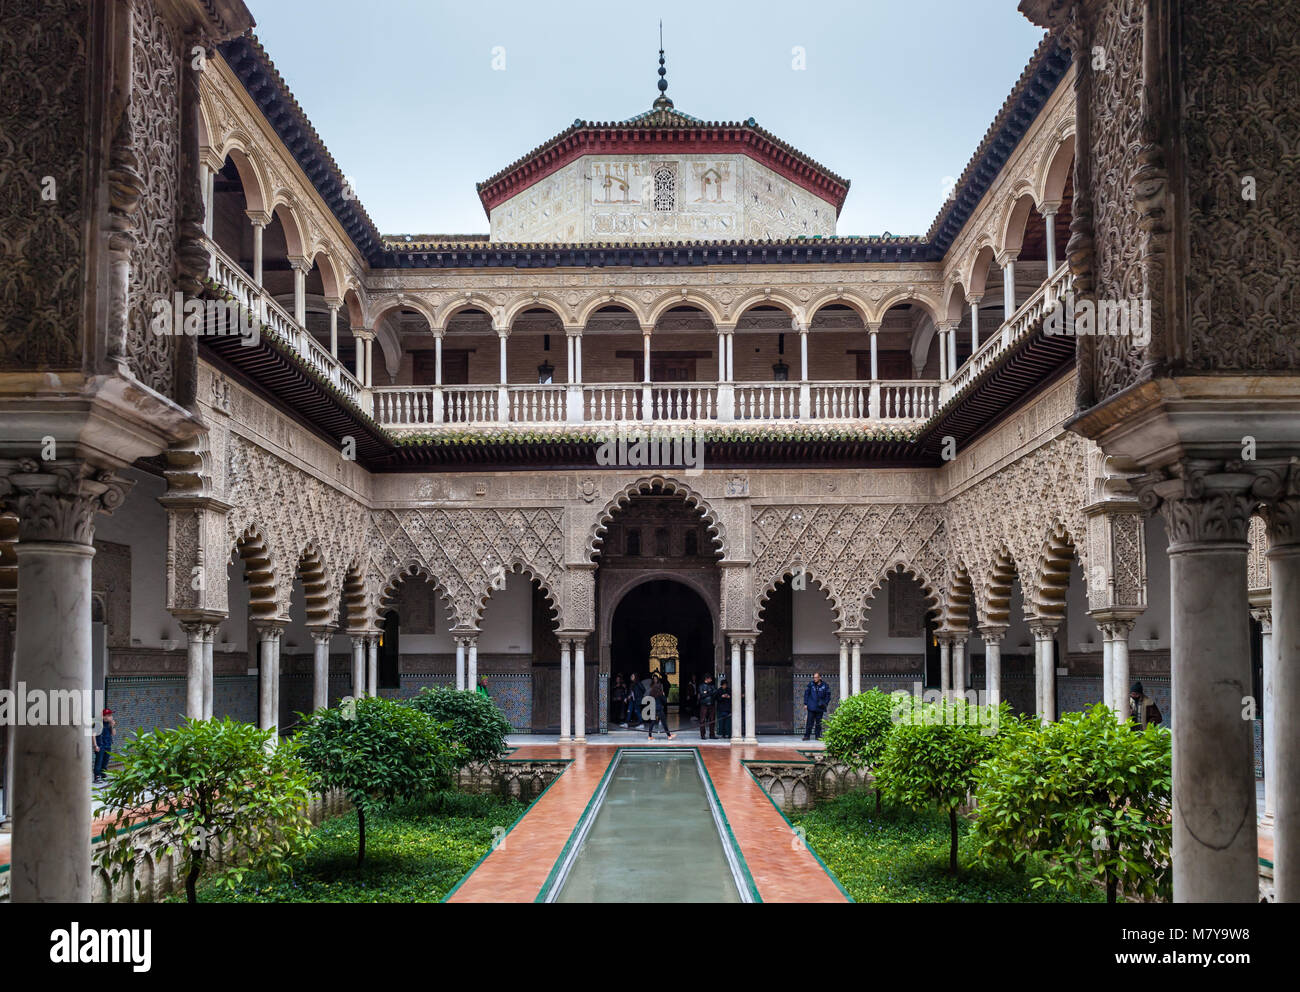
447;742;847;903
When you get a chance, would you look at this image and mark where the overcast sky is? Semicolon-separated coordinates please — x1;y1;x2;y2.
247;0;1046;237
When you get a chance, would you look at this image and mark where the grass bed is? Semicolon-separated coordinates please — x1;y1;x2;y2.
184;790;526;903
789;790;1103;903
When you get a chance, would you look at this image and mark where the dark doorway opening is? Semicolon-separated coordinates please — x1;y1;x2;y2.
611;579;714;719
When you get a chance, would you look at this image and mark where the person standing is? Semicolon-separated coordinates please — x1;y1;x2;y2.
476;674;491;699
92;708;116;783
646;675;675;741
626;672;644;729
803;673;831;741
716;675;732;739
697;673;718;740
1129;681;1162;730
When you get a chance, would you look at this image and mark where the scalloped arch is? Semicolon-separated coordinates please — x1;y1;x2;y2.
862;561;942;628
586;476;727;563
378;560;460;629
230;523;280;621
472;560;562;631
755;566;846;633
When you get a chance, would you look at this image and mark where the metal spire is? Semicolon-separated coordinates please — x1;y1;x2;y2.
653;21;673;111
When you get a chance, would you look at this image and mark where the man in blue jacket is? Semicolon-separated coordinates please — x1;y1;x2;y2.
803;673;831;741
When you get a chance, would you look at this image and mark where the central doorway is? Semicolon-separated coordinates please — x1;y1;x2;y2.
610;579;715;730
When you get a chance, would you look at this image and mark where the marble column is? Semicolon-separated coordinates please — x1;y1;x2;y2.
291;257;307;327
868;326;879;380
351;636;365;699
730;637;743;744
250;218;265;287
366;635;378;698
1040;204;1058;273
938;637;951;696
837;636;849;702
947;324;958;376
573;638;586;743
201;626;215;719
969;295;982;352
181;621;211;719
850;637;862;696
1100;624;1115;714
743;638;757;744
1265;500;1300;902
1030;624;1056;724
5;464;130;902
1001;253;1018;320
466;635;479;697
559;639;572;744
937;330;949;380
256;623;283;732
1151;476;1258;902
327;302;340;359
1252;607;1275;826
952;636;967;696
981;629;1004;708
454;637;466;691
310;629;332;711
1109;620;1135;724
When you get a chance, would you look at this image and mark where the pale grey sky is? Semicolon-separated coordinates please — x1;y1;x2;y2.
247;0;1046;237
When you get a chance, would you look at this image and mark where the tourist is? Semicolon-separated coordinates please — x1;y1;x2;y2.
1129;681;1162;730
716;675;732;738
626;672;644;729
803;673;831;741
646;675;674;740
697;673;718;740
477;674;491;699
613;675;627;725
92;708;116;784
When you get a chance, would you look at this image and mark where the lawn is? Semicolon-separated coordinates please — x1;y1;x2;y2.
789;790;1104;903
183;790;526;903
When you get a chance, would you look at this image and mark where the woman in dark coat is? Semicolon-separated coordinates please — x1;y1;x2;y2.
646;673;675;740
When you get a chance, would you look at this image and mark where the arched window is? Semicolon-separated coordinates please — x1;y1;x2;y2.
654;166;675;211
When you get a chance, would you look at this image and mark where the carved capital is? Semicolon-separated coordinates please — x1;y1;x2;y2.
1134;460;1280;548
0;460;133;545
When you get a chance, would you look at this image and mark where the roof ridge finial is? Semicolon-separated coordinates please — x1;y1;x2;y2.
653;20;673;111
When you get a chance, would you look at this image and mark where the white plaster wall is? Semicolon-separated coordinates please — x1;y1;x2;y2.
792;585;839;653
93;468;185;649
1135;513;1171;646
860;576;927;654
490;153;838;243
473;575;533;654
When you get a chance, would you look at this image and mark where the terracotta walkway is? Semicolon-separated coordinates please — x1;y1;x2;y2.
446;742;847;903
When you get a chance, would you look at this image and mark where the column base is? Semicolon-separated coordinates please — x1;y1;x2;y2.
573;735;587;744
743;736;758;745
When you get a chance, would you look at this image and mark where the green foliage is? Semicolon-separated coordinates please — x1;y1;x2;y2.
179;790;525;903
789;791;1102;903
823;689;903;772
410;686;511;767
297;697;463;864
94;718;314;904
875;695;1005;872
972;703;1172;902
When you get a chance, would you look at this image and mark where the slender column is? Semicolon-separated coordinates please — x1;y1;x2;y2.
182;621;208;719
351;636;365;699
201;164;214;237
1265;500;1300;902
938;636;951;695
366;635;378;698
952;636;967;695
968;295;982;352
559;639;572;743
947;323;958;375
434;334;443;385
566;334;575;384
201;625;215;719
799;326;809;381
1040;204;1059;273
867;324;880;380
850;637;861;696
364;335;375;388
573;638;586;743
981;629;1004;708
717;331;727;381
937;330;948;380
1111;620;1134;725
290;257;307;327
250;218;265;288
730;637;743;744
1147;476;1258;902
1030;624;1056;724
1252;607;1275;826
743;638;757;744
1001;252;1018;320
1101;628;1115;714
837;636;849;702
726;332;734;381
311;629;332;711
574;334;583;383
467;636;479;699
454;637;466;691
642;332;652;382
5;464;131;902
327;302;340;358
498;329;508;384
256;623;283;732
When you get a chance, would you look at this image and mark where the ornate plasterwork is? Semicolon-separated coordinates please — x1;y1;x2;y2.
1181;1;1300;373
586;477;727;562
368;507;565;631
0;0;90;371
750;503;946;631
0;461;133;545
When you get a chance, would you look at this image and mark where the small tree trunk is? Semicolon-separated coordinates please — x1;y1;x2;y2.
948;808;959;874
185;853;202;905
357;806;366;867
